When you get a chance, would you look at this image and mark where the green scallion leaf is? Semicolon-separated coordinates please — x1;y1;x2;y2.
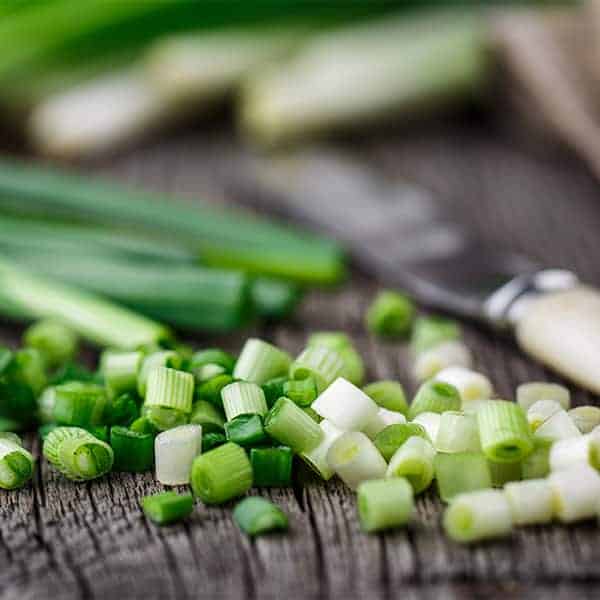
233;496;288;536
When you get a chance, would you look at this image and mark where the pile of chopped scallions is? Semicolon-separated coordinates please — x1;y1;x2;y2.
3;303;600;543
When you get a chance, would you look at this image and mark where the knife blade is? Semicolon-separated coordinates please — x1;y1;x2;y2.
226;149;599;392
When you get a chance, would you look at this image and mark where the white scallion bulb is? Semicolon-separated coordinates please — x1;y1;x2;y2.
300;419;344;481
363;408;406;440
412;340;473;382
411;411;441;444
568;406;600;434
516;382;570;412
534;409;582;443
504;479;553;525
527;400;562;431
549;434;592;472
155;425;202;485
434;366;493;407
549;465;600;523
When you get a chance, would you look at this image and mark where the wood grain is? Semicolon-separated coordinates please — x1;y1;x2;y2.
2;118;600;599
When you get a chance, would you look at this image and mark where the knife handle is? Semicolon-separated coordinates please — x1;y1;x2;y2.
515;286;600;394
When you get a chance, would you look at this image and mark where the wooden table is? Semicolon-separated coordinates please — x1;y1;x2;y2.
2;118;600;599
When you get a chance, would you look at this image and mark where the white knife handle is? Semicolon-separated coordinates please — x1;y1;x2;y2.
516;286;600;394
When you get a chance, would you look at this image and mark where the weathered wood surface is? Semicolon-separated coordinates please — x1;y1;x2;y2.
2;118;600;599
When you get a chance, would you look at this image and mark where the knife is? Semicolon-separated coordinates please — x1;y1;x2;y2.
226;148;600;394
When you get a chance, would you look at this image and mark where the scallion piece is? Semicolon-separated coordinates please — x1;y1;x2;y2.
233;497;288;537
549;435;593;473
299;419;343;481
233;338;291;385
307;332;364;386
106;392;139;427
477;400;533;464
363;408;406;440
413;340;473;382
487;460;522;488
521;438;552;480
312;377;378;431
155;424;202;486
101;350;142;396
0;417;24;433
0;436;34;490
129;416;157;436
434;411;480;454
568;406;600;434
196;373;234;412
142;491;194;526
411;316;461;354
251;446;293;487
366;290;415;338
527;400;562;432
51;382;107;427
434;367;493;407
357;478;414;533
143;405;188;432
408;380;461;420
225;414;268;448
516;382;570;412
13;347;47;396
548;465;600;523
327;431;387;491
534;409;582;443
23;318;78;369
386;436;436;495
189;349;236;383
411;412;441;444
221;382;268;422
137;350;182;397
190;400;225;433
443;490;513;543
202;431;227;452
43;426;114;481
191;442;253;505
362;380;408;415
261;376;288;409
289;346;345;393
504;479;553;526
144;366;194;417
283;377;318;408
264;397;323;454
0;432;22;446
373;423;428;462
110;426;154;473
434;452;492;502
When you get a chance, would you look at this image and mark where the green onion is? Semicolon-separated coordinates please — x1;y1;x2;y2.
516;382;570;412
191;442;253;505
477;400;533;464
299;419;342;481
408;380;461;420
87;426;110;443
357;478;414;533
43;426;114;481
386;436;436;494
261;376;288;408
302;406;322;423
129;416;158;436
434;452;492;502
0;432;22;445
137;350;182;397
549;465;600;523
327;431;387;491
290;346;345;393
568;406;600;434
142;491;194;526
0;359;40;426
534;409;581;443
0;436;34;490
488;460;522;488
307;332;364;386
12;347;47;396
411;411;441;443
221;382;268;421
145;366;194;415
233;339;291;385
110;426;154;473
366;290;415;338
196;373;234;408
190;400;225;433
251;446;293;487
105;392;139;427
504;479;553;526
521;438;551;480
411;316;461;354
312;377;378;431
283;377;318;407
49;361;98;386
23;318;78;369
373;423;428;462
434;411;480;454
413;340;473;382
362;380;408;415
225;414;268;448
155;424;202;486
443;489;513;543
527;400;561;432
0;417;23;433
251;278;303;320
363;408;406;440
143;405;188;432
434;367;493;406
189;349;236;383
100;350;142;397
549;435;593;473
233;497;288;537
202;431;227;452
51;382;107;427
264;397;323;454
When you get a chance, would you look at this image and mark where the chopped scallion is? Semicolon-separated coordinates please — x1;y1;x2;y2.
386;436;436;494
250;446;293;487
155;424;202;486
357;478;414;532
362;380;408;415
221;381;268;421
110;426;154;473
408;380;461;420
142;491;194;526
233;338;291;385
434;452;492;502
225;414;268;448
365;290;415;338
233;496;288;536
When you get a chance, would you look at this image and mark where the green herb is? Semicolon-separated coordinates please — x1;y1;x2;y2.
110;426;154;472
357;478;414;533
225;414;268;448
366;290;415;338
409;380;461;420
233;497;288;536
142;491;193;526
250;446;293;487
23;319;78;369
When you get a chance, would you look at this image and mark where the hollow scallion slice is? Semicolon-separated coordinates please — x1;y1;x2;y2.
504;479;553;526
357;478;414;533
250;446;293;488
290;346;346;393
189;400;225;433
434;367;493;407
307;331;365;386
549;465;600;523
0;436;34;490
43;426;113;481
101;350;142;396
110;426;154;473
327;431;387;491
408;380;461;420
411;316;461;354
155;424;202;485
283;377;318;408
444;489;513;543
300;419;343;480
137;350;182;397
434;452;492;502
233;497;288;536
130;416;158;436
23;318;78;369
413;340;473;382
534;409;581;443
527;400;562;432
312;377;378;431
549;434;593;472
516;382;570;412
386;436;436;494
221;382;268;421
434;411;480;454
191;442;252;504
145;366;194;414
373;423;428;462
521;438;552;480
233;338;291;385
365;290;415;338
568;406;600;434
363;408;406;440
142;491;194;526
362;380;408;415
51;382;107;427
264;397;323;454
189;348;235;383
477;400;533;464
